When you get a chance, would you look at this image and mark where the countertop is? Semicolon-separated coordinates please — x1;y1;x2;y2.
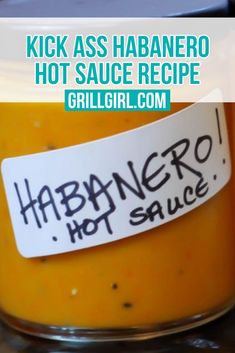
0;310;235;353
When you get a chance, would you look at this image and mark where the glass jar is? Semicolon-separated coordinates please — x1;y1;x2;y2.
0;103;234;342
0;14;234;342
0;0;229;17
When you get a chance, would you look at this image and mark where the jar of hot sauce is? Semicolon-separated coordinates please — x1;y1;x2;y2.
0;14;234;342
0;102;234;342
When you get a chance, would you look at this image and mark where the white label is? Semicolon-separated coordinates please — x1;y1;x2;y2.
1;101;231;258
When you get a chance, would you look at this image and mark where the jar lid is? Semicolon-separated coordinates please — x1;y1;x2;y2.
0;0;229;17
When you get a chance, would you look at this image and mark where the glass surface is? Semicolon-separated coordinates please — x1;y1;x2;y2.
0;0;229;17
0;310;235;352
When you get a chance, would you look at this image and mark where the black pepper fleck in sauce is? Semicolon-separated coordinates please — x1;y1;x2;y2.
111;283;118;290
39;257;47;263
46;144;56;151
122;302;133;309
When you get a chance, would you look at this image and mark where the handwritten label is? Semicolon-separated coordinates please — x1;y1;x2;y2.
1;101;231;258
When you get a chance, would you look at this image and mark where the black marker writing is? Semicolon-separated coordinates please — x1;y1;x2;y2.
162;138;202;179
14;179;42;228
55;181;86;217
13;132;215;244
216;108;222;144
129;177;209;226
